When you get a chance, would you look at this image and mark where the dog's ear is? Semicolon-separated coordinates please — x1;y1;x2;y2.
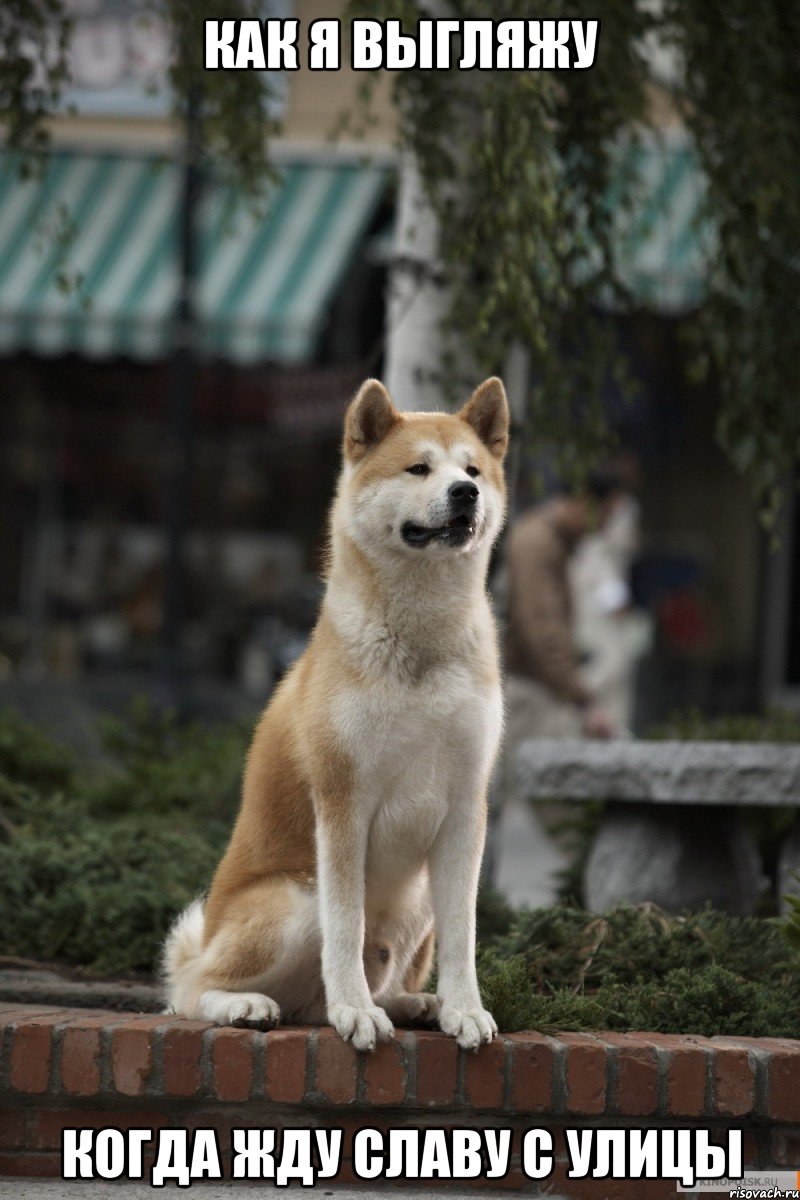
459;377;509;460
344;379;400;462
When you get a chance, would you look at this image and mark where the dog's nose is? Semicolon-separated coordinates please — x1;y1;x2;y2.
448;480;479;508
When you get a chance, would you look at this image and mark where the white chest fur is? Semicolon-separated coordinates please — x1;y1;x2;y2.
331;660;502;891
323;543;503;895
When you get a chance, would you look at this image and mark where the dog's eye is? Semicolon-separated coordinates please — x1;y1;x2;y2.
466;465;480;478
406;463;430;476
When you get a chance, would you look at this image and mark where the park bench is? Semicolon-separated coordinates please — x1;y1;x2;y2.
516;739;800;914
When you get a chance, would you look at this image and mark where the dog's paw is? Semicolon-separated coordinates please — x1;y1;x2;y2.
384;992;440;1025
329;1003;394;1051
199;989;281;1029
438;1002;497;1050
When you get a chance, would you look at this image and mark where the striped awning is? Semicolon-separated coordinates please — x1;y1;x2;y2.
0;152;389;363
611;133;711;312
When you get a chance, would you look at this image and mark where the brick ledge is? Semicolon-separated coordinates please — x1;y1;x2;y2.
2;1002;799;1119
2;1003;800;1192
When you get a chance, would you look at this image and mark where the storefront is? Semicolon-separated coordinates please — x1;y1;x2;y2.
0;149;392;685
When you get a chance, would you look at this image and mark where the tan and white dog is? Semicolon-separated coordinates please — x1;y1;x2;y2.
163;376;509;1051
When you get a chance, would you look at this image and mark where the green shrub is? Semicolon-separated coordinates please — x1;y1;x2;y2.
478;959;800;1040
89;697;248;819
0;708;74;791
0;701;246;974
493;903;794;989
475;901;800;1037
0;812;226;974
648;706;800;743
2;705;800;1037
785;873;800;954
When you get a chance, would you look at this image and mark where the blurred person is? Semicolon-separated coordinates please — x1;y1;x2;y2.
570;490;653;732
504;468;627;744
488;470;628;908
489;469;629;908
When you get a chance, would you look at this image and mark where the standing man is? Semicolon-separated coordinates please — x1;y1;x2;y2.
504;472;626;743
489;469;628;907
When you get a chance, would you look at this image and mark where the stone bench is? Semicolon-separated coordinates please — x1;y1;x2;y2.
516;740;800;914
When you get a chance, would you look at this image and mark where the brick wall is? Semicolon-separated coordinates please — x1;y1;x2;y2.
1;1004;799;1196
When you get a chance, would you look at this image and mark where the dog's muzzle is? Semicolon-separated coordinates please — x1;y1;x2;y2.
401;482;480;548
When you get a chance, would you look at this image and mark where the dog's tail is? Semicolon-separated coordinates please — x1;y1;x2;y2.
161;898;205;1014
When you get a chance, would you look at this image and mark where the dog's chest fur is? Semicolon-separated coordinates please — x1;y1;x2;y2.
329;595;503;889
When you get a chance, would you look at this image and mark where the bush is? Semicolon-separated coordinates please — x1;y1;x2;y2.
0;708;74;792
89;697;248;819
0;701;247;974
2;706;800;1037
649;707;800;743
0;813;225;974
475;897;800;1037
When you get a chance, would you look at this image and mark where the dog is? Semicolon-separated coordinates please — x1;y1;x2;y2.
163;376;509;1051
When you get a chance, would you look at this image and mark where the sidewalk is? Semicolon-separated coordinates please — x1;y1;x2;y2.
2;1184;554;1199
493;795;567;909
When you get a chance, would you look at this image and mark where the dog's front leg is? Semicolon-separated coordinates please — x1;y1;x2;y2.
428;795;497;1050
316;810;394;1051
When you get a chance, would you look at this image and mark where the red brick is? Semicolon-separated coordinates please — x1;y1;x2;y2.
339;1117;393;1160
162;1022;208;1097
0;1107;26;1149
415;1031;458;1106
0;1006;64;1025
712;1047;755;1117
713;1035;779;1052
65;1007;121;1020
10;1017;62;1093
770;1127;800;1167
314;1029;358;1104
741;1130;761;1168
328;1158;366;1188
60;1026;104;1097
666;1054;706;1118
508;1033;555;1113
29;1108;164;1150
111;1022;158;1096
602;1034;658;1116
545;1163;678;1200
0;1151;62;1178
463;1036;506;1110
264;1029;308;1103
211;1028;254;1102
629;1034;708;1119
461;1165;528;1192
363;1034;407;1105
562;1033;606;1115
642;1180;689;1200
335;1152;509;1191
769;1048;800;1122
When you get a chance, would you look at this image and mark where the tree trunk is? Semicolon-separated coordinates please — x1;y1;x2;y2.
383;151;452;412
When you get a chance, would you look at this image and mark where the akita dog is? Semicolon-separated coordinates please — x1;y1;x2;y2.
163;376;509;1051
